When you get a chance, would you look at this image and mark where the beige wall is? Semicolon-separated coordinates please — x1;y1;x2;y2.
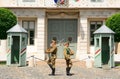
11;9;46;60
0;40;7;61
115;43;120;54
0;8;120;61
0;0;120;8
76;9;120;60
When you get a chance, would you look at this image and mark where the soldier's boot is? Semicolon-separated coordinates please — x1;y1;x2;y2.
48;64;54;75
66;67;72;76
48;64;55;76
49;68;55;76
52;68;55;75
66;67;69;75
66;67;70;75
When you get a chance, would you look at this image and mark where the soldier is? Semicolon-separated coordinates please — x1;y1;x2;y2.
63;42;74;76
45;40;57;76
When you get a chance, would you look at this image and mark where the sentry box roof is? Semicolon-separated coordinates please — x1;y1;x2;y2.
94;25;115;34
7;24;27;33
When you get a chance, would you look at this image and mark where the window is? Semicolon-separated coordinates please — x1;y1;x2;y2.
91;0;103;2
90;21;103;45
96;38;99;47
22;21;35;45
8;37;10;46
22;0;35;2
111;38;114;46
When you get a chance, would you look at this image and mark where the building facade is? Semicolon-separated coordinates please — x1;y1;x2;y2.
0;0;120;61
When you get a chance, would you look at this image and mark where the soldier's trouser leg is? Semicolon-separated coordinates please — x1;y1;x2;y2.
51;58;56;75
66;59;72;76
47;60;53;75
47;58;56;75
47;59;52;69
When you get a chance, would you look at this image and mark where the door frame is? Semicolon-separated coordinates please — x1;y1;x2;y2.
47;19;78;58
101;37;110;65
46;18;79;58
45;11;80;59
11;36;20;64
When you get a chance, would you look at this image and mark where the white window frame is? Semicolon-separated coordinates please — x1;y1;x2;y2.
22;0;35;2
18;0;38;5
90;21;103;45
91;0;104;2
22;20;35;45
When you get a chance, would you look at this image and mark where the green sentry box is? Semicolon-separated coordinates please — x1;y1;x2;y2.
6;24;27;67
94;25;115;68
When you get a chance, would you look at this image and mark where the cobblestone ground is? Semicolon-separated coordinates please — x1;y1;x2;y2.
0;59;120;79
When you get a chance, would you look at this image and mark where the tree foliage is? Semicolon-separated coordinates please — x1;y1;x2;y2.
106;13;120;42
0;8;17;39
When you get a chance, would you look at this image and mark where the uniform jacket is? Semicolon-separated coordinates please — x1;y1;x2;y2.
63;47;74;60
45;45;57;58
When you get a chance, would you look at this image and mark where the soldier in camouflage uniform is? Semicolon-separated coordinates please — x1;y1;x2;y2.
45;40;57;76
63;42;74;76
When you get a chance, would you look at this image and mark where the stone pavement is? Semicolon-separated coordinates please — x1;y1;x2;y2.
0;59;120;79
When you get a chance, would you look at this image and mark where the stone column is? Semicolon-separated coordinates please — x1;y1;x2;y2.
36;10;46;60
76;11;88;60
0;40;7;61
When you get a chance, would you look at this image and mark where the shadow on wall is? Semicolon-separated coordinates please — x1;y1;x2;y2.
79;23;85;40
115;42;120;54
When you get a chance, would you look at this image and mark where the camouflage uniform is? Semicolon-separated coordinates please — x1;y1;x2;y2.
63;46;74;76
45;45;57;75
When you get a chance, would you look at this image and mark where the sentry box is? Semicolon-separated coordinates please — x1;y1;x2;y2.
94;25;115;69
7;24;27;66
